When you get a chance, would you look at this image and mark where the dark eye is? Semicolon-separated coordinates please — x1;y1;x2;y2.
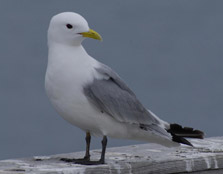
66;24;73;29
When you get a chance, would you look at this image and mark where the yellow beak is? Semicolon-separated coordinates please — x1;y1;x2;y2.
80;29;102;41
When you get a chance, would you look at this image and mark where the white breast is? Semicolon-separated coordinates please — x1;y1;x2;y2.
45;44;103;133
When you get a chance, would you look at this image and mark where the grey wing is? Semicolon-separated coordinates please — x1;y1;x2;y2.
84;63;170;138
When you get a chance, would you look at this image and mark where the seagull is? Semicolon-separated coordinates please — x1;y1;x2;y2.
45;12;204;165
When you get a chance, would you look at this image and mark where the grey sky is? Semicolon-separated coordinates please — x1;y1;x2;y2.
0;0;223;160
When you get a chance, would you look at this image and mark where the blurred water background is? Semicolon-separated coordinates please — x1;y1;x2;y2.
0;0;222;160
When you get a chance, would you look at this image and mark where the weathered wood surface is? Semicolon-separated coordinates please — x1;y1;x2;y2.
0;137;223;174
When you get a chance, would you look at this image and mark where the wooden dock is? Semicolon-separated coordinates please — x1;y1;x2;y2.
0;137;223;174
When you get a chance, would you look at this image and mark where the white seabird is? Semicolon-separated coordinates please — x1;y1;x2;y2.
45;12;204;165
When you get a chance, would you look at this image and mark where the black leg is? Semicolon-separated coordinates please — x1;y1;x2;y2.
61;135;108;165
84;132;91;160
76;135;107;165
100;136;107;163
60;132;91;162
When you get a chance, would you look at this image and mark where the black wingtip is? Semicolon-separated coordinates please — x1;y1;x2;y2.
168;123;204;139
171;134;193;146
167;123;204;146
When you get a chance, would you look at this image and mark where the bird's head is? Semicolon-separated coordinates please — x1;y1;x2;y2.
48;12;102;46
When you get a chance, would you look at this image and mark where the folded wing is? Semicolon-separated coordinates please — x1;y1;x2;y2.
83;63;171;139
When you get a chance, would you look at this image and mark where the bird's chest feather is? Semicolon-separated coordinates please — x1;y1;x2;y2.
45;56;96;117
45;46;106;131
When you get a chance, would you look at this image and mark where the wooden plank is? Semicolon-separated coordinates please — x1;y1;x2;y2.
0;137;223;174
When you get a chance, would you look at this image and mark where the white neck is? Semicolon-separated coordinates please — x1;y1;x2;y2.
48;43;90;66
45;41;99;97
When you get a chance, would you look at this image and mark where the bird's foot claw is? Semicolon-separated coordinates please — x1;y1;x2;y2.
60;158;105;165
74;159;105;165
60;156;89;163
